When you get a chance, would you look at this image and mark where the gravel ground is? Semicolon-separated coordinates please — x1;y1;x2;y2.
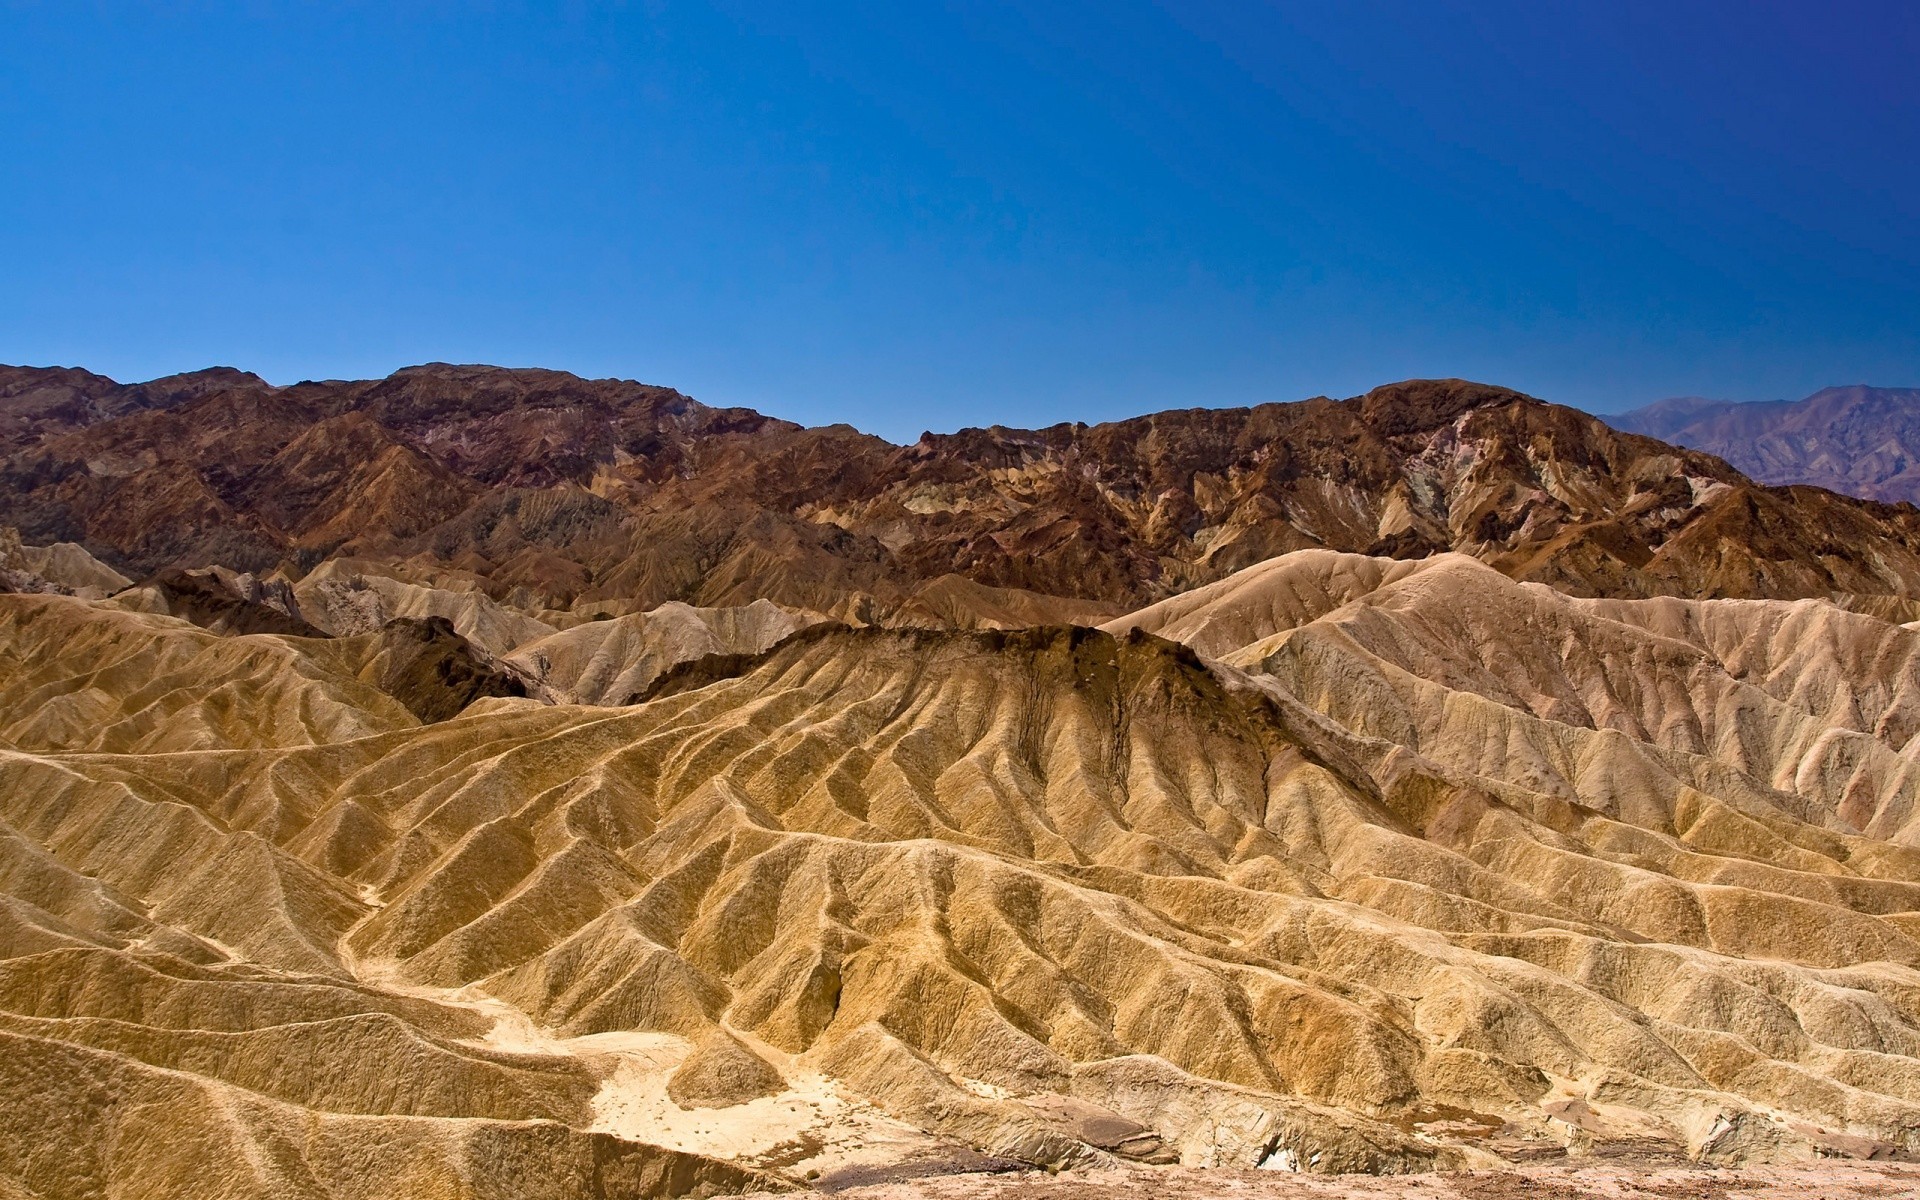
736;1160;1920;1200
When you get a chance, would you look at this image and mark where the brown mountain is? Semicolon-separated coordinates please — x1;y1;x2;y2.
0;364;268;442
1612;385;1920;505
8;365;1920;617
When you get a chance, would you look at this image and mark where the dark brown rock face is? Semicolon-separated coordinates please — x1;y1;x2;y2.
6;365;1920;613
367;615;528;722
144;567;328;638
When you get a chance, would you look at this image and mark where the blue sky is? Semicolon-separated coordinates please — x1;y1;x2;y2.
3;2;1916;440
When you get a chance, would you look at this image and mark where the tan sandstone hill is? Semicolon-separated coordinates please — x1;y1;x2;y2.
8;544;1920;1191
504;599;823;706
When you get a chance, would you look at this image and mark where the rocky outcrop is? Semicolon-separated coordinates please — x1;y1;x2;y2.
122;566;324;637
505;599;820;705
0;525;131;597
362;615;530;722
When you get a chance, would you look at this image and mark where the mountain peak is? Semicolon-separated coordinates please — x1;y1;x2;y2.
1353;377;1531;434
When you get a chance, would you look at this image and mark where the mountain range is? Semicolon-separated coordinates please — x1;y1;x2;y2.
8;365;1920;620
7;364;1920;1195
1611;385;1920;505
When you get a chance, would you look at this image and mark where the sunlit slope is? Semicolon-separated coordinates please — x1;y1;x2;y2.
505;599;822;705
0;592;416;751
8;566;1920;1184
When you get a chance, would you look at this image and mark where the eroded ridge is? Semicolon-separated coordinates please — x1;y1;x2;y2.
7;545;1920;1194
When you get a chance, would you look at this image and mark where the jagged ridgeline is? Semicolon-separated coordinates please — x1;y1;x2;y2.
6;365;1920;1195
8;365;1920;613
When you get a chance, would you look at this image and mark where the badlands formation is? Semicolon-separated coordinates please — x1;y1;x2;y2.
5;369;1920;1196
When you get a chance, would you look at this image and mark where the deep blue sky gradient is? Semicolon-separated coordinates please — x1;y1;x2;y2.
3;2;1916;440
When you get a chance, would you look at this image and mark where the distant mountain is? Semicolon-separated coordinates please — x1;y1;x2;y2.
0;364;268;443
1612;385;1920;505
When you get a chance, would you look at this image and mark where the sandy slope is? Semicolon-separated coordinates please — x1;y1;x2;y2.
505;599;822;705
8;550;1920;1194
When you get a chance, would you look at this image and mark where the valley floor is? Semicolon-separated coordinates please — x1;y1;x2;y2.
759;1161;1920;1200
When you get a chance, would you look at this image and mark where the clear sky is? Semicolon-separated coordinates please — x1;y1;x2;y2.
3;2;1916;441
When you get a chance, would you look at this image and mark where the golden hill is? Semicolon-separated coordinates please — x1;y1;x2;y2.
7;544;1920;1193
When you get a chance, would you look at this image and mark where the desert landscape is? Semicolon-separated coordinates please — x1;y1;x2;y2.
5;366;1920;1197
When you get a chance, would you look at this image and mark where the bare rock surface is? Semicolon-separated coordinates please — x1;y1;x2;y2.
506;598;822;704
11;549;1920;1191
362;614;530;722
10;365;1920;614
667;1031;789;1109
10;364;1920;1196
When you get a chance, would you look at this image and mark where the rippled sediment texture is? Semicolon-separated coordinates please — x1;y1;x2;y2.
8;546;1920;1195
